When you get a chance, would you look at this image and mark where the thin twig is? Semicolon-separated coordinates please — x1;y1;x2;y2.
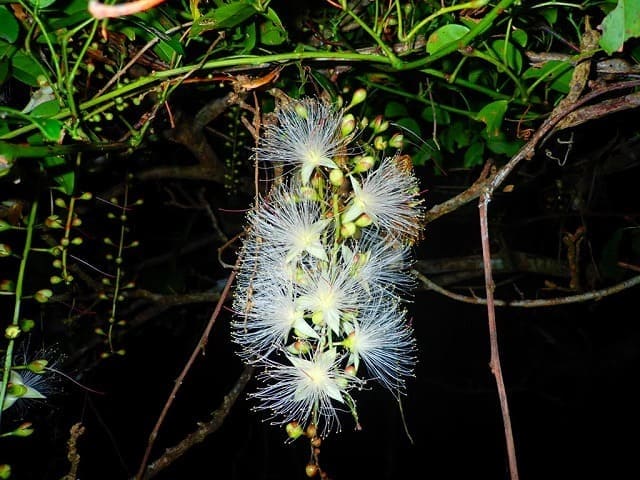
479;195;519;480
134;267;238;480
414;269;640;307
140;365;254;479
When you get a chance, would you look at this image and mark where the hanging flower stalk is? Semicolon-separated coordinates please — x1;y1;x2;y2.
232;96;425;439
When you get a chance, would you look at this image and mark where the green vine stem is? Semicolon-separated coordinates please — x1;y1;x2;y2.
0;199;39;428
401;0;490;43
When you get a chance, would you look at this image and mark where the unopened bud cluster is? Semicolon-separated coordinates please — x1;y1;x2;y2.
232;96;425;437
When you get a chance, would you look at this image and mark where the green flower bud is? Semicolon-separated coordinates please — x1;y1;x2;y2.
286;421;304;440
7;384;28;397
54;198;66;209
27;359;48;374
389;132;404;149
349;88;367;108
0;244;11;257
34;289;53;303
0;464;11;479
340;222;357;238
341;114;356;137
370;115;389;134
12;422;34;437
355;213;373;228
294;103;308;119
374;136;387;150
311;310;324;325
352;155;375;173
0;220;12;232
5;325;20;339
19;318;35;332
329;168;344;187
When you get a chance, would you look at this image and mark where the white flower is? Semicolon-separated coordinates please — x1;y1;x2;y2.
232;282;318;363
343;300;416;395
342;228;415;297
247;182;330;264
256;98;348;184
2;370;46;411
297;260;367;336
342;156;424;242
252;349;360;435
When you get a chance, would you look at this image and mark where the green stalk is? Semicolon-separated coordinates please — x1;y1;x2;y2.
0;200;38;428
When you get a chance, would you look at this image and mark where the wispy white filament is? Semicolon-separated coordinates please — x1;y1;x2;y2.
252;349;360;435
256;98;348;184
343;156;424;241
344;300;417;396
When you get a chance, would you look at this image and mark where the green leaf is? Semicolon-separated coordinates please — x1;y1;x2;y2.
491;39;523;74
0;6;19;44
393;117;421;138
420;106;450;126
240;21;256;53
426;24;469;55
384;101;408;118
483;131;522;156
42;155;75;194
27;0;57;8
599;0;640;55
511;29;527;48
540;7;557;25
11;50;47;86
191;1;258;37
523;61;573;94
463;141;485;168
28;99;60;118
475;100;509;138
259;18;287;46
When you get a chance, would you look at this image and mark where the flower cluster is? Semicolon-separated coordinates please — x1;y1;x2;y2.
232;96;424;438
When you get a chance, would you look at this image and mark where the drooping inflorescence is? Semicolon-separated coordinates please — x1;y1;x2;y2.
232;96;425;439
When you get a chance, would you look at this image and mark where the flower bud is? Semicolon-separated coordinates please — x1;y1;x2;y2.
12;422;34;437
370;115;389;134
78;191;93;200
0;220;12;232
0;244;11;257
54;198;66;209
45;215;62;229
389;132;404;149
340;114;356;137
286;421;304;440
349;88;367;108
5;325;20;339
305;463;318;477
287;340;312;354
305;424;317;438
27;359;48;374
311;310;324;326
373;136;387;150
34;289;53;303
0;464;11;479
354;214;373;228
340;222;357;238
7;383;28;397
19;318;35;332
329;168;344;187
352;155;375;173
294;103;308;119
